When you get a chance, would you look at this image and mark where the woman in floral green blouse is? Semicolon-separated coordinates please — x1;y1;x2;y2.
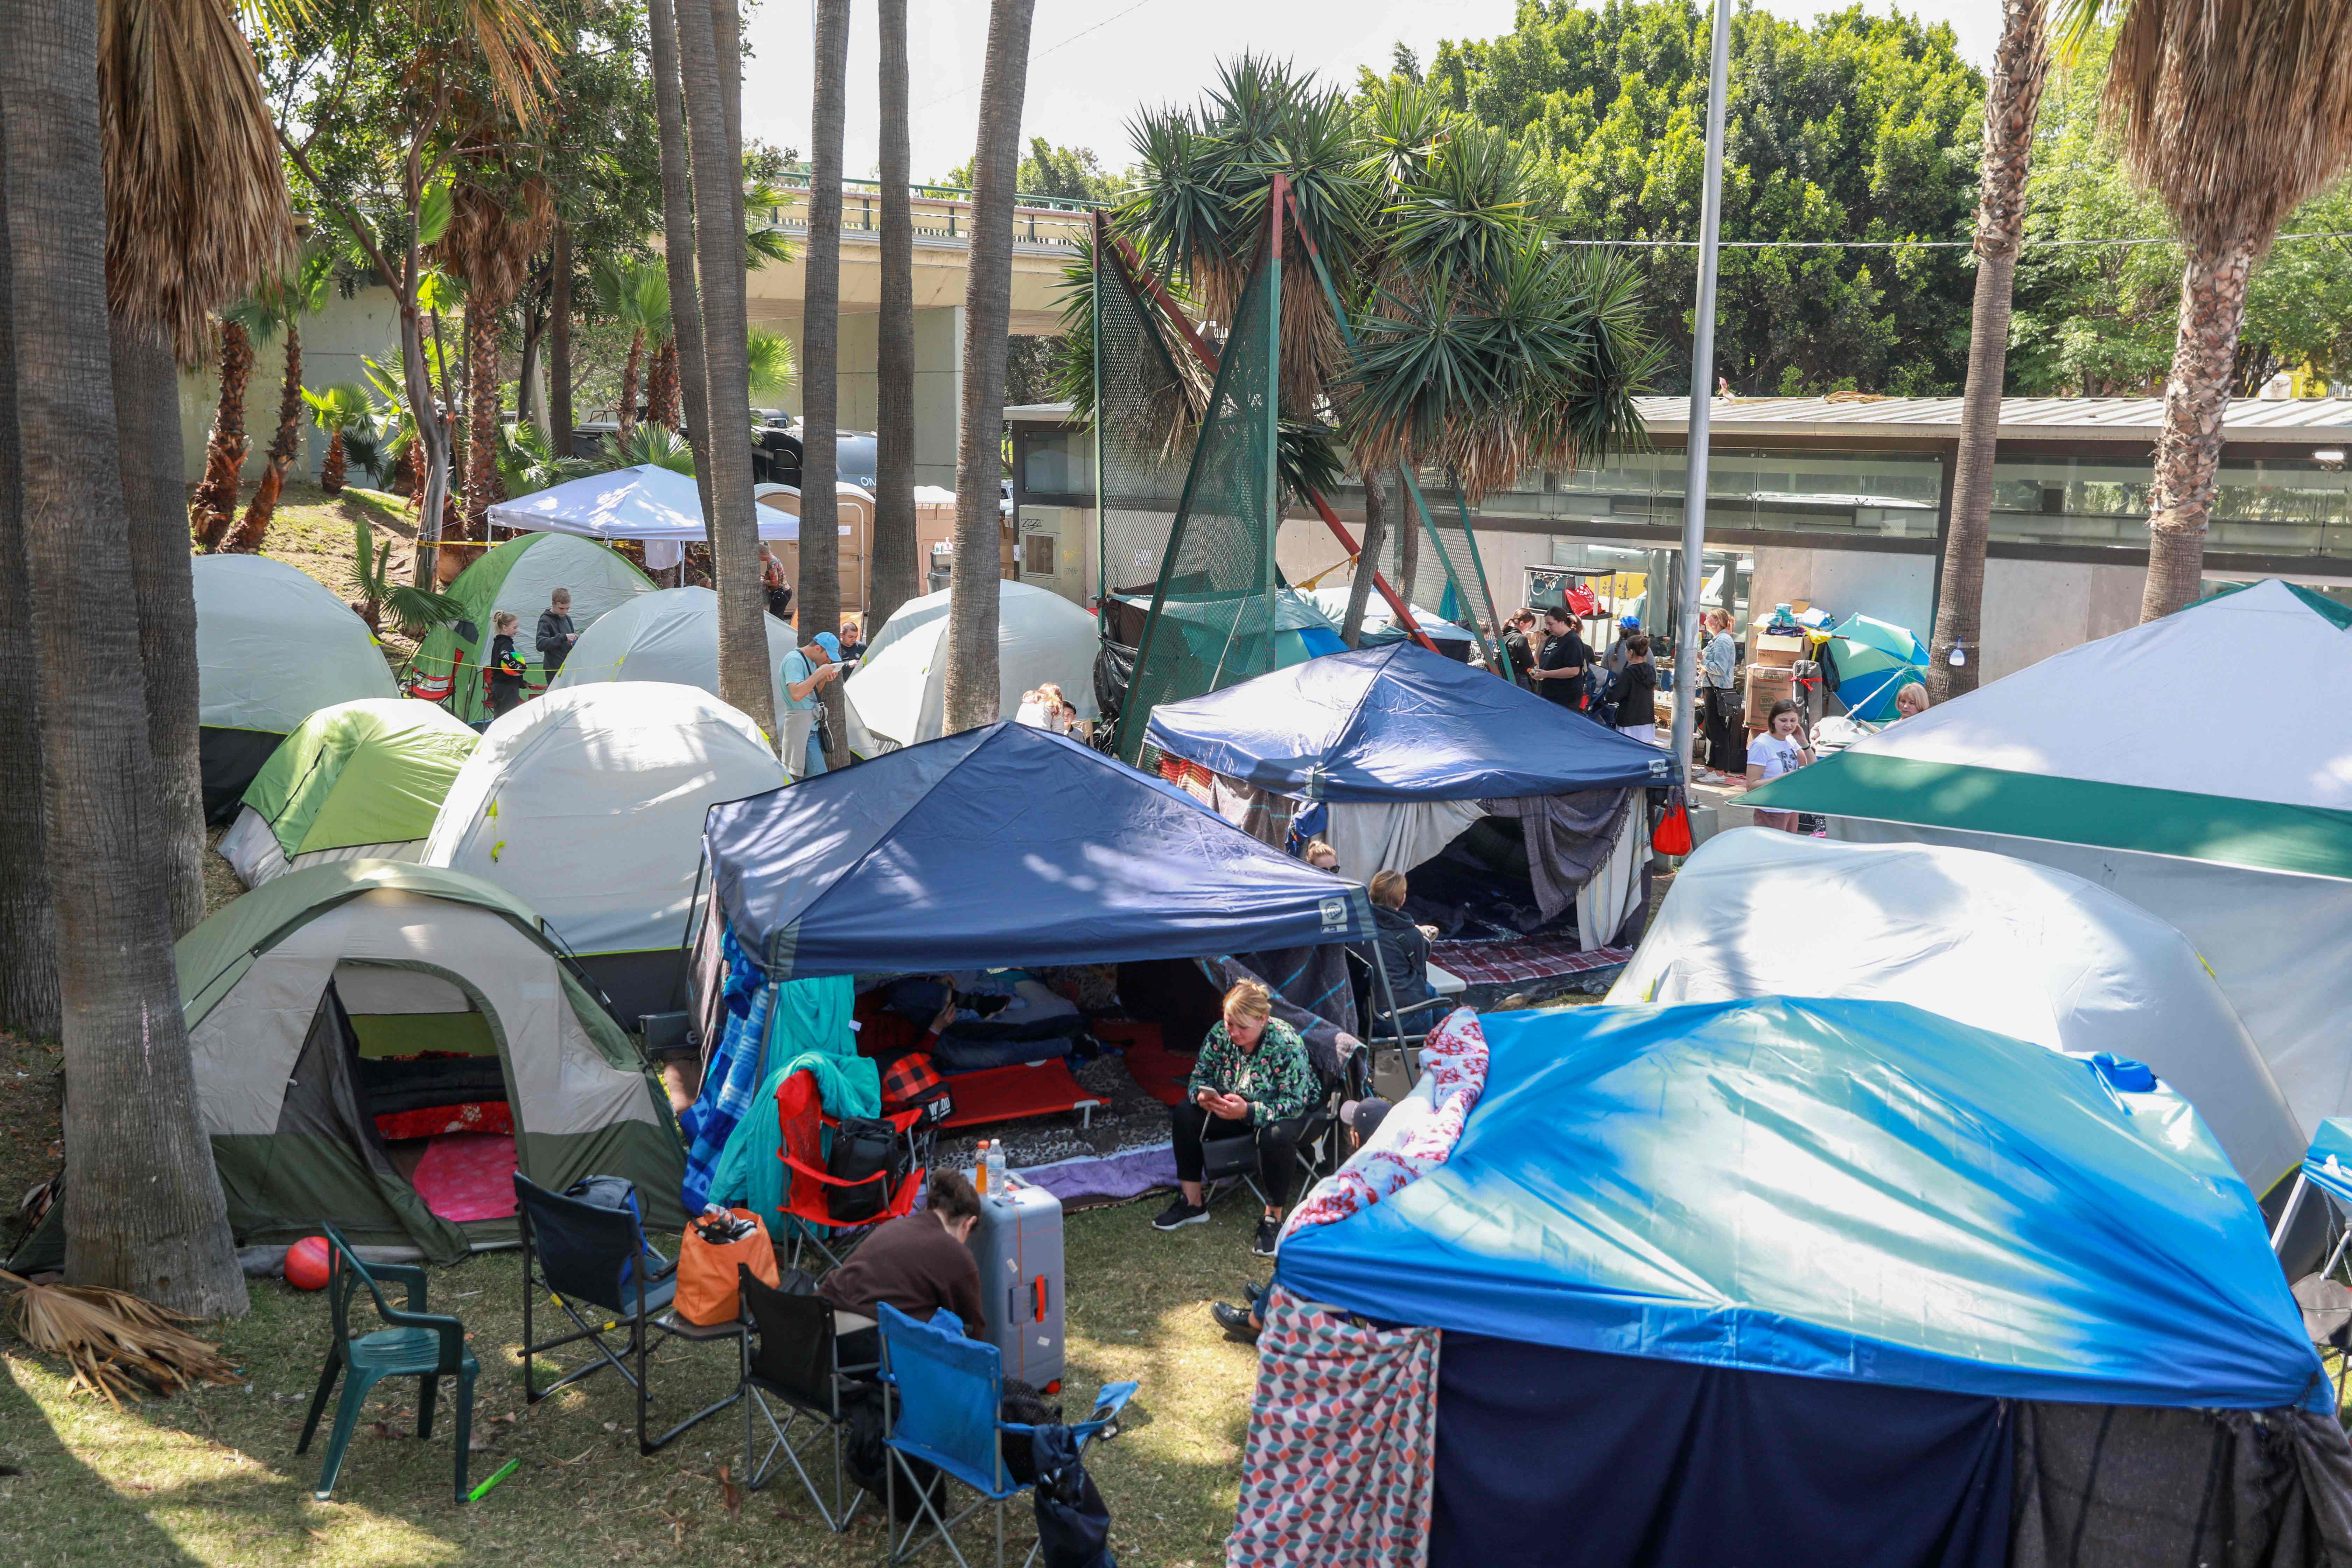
1153;980;1321;1259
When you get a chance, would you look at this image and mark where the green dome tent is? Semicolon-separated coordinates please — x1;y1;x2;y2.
7;861;686;1273
411;533;656;724
196;554;400;821
217;699;480;888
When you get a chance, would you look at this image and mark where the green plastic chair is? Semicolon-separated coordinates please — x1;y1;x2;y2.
294;1225;479;1503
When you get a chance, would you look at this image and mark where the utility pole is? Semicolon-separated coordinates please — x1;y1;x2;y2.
1669;0;1733;783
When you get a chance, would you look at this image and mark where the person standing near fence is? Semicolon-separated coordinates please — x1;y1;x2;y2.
1698;608;1740;779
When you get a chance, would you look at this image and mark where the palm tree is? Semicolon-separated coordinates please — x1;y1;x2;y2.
671;0;779;742
2061;0;2352;618
497;417;596;493
800;0;852;762
4;0;252;1316
345;523;465;636
645;0;716;525
942;0;1039;735
223;244;337;553
438;168;555;538
747;328;797;400
872;0;920;634
1931;0;2052;697
302;384;372;494
189;317;257;549
593;258;669;439
0;223;56;1044
598;422;698;474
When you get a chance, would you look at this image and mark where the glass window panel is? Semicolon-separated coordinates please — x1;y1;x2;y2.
1019;430;1094;496
1991;454;2352;557
1456;448;1940;538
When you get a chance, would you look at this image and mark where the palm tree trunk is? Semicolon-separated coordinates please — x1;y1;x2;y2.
870;0;919;634
517;288;546;435
550;221;574;449
646;0;716;525
322;429;348;493
1930;0;2047;701
800;0;850;762
673;0;778;740
2140;235;2260;622
0;209;59;1038
618;328;643;437
224;316;303;554
942;0;1037;735
2;0;245;1314
189;318;252;549
406;290;453;588
1340;467;1395;649
111;313;207;938
648;340;680;430
463;304;503;538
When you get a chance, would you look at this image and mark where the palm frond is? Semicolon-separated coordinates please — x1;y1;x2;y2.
0;1269;243;1407
496;419;594;495
301;382;371;432
598;422;696;474
746;328;795;398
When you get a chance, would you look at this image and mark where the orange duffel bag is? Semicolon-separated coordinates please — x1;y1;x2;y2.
675;1208;780;1325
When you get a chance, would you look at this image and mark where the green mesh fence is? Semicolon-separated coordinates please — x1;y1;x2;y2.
1094;249;1194;602
1358;475;1499;665
1118;247;1281;762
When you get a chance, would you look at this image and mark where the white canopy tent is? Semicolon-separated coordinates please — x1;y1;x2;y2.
844;580;1100;755
1608;829;2305;1195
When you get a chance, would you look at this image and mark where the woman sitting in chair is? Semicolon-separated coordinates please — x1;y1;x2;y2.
1364;869;1439;1037
1152;980;1320;1260
818;1169;986;1367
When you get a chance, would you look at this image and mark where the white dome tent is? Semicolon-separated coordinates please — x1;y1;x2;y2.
845;579;1100;755
1608;828;2306;1196
195;553;399;821
545;587;800;723
421;682;786;1020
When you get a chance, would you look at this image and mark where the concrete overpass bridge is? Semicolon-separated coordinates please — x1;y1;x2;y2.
743;177;1096;489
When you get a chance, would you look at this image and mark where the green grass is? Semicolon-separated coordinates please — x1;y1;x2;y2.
0;1195;1269;1567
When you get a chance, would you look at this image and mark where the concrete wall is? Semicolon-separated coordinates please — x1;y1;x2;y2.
1975;556;2144;683
1752;546;1937;639
178;285;401;484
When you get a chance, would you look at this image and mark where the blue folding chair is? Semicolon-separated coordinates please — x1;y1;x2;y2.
877;1301;1137;1568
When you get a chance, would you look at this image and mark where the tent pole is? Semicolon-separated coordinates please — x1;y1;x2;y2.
2271;1172;2309;1254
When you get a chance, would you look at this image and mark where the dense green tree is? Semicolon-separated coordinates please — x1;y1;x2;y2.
1423;0;1984;396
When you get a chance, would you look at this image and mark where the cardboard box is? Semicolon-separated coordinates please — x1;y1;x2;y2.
1754;632;1805;669
1743;665;1795;728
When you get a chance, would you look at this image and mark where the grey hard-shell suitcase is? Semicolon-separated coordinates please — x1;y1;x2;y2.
964;1169;1067;1391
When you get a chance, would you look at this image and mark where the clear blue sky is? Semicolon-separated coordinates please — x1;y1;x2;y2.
740;0;1995;190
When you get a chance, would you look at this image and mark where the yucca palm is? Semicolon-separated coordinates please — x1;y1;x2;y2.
302;383;373;495
2060;0;2352;618
221;243;338;552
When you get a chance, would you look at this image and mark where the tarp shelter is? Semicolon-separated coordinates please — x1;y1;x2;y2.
1145;644;1674;951
218;699;479;888
195;553;399;821
1242;998;2350;1568
1750;579;2352;1145
701;721;1375;981
1302;588;1476;659
5;862;685;1273
845;580;1101;756
1102;589;1345;673
422;683;787;1021
1610;830;2304;1195
545;587;799;722
409;532;655;724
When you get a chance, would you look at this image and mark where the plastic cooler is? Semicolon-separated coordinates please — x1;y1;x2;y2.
964;1168;1067;1391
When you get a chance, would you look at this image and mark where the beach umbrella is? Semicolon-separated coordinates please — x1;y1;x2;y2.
1827;613;1926;720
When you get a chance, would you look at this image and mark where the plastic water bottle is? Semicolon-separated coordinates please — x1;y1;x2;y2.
986;1142;1008;1200
974;1140;991;1197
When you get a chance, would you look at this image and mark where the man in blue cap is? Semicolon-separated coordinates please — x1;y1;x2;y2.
780;629;844;778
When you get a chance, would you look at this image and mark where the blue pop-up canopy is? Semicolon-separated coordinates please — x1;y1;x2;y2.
703;721;1375;979
2303;1118;2352;1207
1142;643;1675;803
1277;996;2325;1412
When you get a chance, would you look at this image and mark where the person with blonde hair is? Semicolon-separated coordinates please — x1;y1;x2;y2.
1153;979;1321;1257
1364;869;1438;1035
1301;839;1338;873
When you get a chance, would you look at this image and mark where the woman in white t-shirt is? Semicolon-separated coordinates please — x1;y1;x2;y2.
1744;698;1814;834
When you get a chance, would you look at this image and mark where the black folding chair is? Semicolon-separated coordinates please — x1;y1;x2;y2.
739;1264;875;1530
514;1174;743;1455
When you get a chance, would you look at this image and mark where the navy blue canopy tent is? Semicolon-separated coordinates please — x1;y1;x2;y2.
701;721;1374;980
1141;642;1674;802
1250;997;2351;1568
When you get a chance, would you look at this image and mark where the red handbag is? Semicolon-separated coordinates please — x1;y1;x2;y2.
1652;790;1694;856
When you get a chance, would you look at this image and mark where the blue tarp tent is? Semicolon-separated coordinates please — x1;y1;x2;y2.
702;720;1375;979
1262;997;2343;1568
1142;643;1675;803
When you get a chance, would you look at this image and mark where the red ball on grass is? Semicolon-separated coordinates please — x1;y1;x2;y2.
285;1235;333;1292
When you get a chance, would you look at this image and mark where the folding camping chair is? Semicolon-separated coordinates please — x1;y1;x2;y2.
878;1301;1137;1568
295;1225;480;1504
513;1174;744;1455
739;1263;876;1531
776;1068;930;1274
1198;1034;1363;1212
1348;945;1446;1099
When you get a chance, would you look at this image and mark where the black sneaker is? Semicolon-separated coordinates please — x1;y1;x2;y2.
1251;1215;1281;1258
1152;1197;1210;1231
1211;1301;1261;1341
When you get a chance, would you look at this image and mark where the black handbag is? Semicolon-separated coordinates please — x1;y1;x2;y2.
825;1116;905;1223
1031;1423;1116;1568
